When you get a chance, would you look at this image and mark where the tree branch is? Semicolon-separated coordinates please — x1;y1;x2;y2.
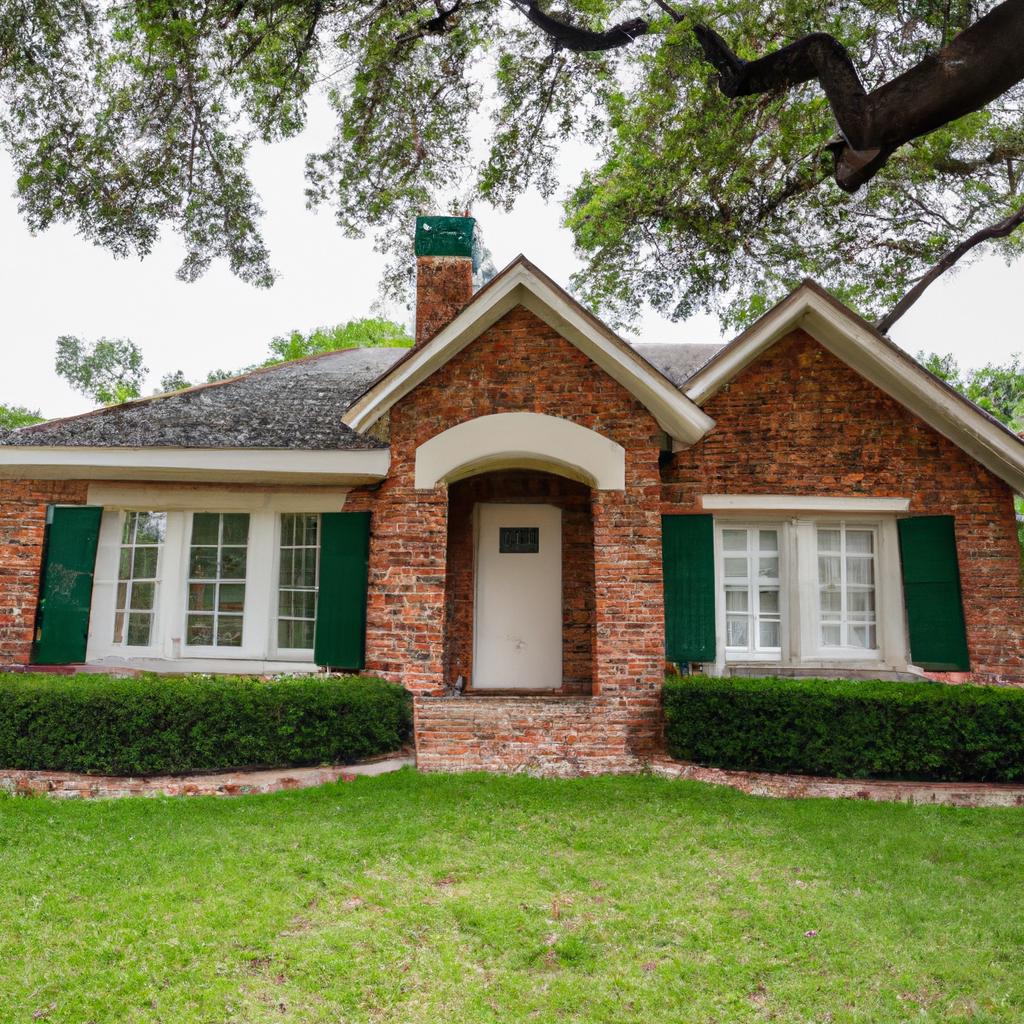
508;0;648;52
877;200;1024;333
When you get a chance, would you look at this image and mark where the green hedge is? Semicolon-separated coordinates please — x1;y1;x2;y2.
663;675;1024;782
0;673;412;776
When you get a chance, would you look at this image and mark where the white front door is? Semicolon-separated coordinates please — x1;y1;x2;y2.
473;503;562;690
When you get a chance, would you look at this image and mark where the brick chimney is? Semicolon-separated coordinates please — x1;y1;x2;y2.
414;215;475;347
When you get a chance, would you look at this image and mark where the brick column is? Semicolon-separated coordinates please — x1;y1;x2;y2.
590;451;664;757
414;216;475;347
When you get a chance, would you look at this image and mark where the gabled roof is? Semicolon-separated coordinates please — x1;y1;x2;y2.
685;279;1024;493
342;256;716;445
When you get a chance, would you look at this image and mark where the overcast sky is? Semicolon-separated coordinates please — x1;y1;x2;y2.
2;101;1022;420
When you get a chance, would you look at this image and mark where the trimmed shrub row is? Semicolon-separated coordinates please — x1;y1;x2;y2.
0;673;412;776
663;674;1024;783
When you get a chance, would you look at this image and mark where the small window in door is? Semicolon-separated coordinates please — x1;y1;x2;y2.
499;526;539;553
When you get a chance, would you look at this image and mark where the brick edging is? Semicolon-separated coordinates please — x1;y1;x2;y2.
0;755;414;800
650;757;1024;808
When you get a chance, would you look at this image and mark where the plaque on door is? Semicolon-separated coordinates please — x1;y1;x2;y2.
499;526;539;553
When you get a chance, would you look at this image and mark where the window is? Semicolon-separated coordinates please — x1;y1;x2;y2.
113;512;166;646
278;513;320;650
721;526;782;655
817;525;877;650
185;513;250;648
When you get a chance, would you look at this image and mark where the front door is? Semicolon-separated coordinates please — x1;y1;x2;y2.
473;503;562;689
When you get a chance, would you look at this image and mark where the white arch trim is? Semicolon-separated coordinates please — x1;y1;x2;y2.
414;413;626;490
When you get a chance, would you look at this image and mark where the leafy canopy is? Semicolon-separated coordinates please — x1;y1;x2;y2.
3;2;1022;327
0;404;44;429
55;335;148;405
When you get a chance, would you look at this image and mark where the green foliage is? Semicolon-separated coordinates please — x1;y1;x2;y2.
0;403;44;428
55;334;147;405
158;369;192;393
0;673;412;775
663;674;1024;782
3;2;1020;323
921;350;1024;427
264;317;412;364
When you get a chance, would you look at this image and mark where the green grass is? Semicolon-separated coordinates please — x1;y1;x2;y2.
1;771;1021;1023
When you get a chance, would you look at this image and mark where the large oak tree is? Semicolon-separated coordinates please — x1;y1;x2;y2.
2;0;1022;330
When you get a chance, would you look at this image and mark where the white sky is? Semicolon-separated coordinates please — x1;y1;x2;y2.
2;99;1022;419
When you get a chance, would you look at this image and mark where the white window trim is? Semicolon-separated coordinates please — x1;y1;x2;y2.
87;508;320;670
717;523;786;662
709;512;910;676
271;512;322;661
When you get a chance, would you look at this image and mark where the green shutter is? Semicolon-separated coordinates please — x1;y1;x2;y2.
662;514;716;664
314;511;371;670
32;505;103;665
897;515;970;671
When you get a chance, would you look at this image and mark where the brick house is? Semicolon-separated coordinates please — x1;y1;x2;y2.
2;215;1023;774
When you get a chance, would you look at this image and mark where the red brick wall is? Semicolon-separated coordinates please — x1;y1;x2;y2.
662;329;1024;684
415;255;473;346
352;304;666;758
0;479;89;666
445;470;595;694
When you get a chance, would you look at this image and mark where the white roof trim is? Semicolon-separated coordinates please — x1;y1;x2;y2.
0;446;389;485
702;494;911;513
342;258;715;445
685;283;1024;494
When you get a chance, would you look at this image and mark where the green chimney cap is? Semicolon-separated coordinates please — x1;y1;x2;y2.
415;216;475;258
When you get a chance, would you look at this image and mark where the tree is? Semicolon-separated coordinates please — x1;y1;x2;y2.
0;404;44;429
158;370;193;393
55;335;147;405
264;318;412;363
4;2;1022;329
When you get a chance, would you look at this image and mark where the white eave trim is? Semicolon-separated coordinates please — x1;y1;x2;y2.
0;446;390;485
342;259;715;446
702;494;911;513
685;285;1024;495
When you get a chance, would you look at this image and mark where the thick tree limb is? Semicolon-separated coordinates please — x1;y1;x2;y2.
695;0;1024;191
508;0;649;51
877;201;1024;333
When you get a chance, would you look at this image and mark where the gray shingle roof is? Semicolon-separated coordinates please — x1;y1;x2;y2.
631;343;723;388
7;348;405;450
2;339;720;451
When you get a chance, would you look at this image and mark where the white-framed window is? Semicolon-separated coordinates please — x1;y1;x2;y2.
113;511;166;647
714;514;906;671
721;525;782;656
185;512;250;649
277;513;320;651
87;502;334;670
816;524;877;651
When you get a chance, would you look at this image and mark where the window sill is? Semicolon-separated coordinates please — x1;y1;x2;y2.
84;655;323;676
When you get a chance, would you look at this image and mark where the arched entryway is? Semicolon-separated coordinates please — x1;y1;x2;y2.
443;470;596;694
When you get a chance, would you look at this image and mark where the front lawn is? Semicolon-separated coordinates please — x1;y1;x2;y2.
1;771;1021;1023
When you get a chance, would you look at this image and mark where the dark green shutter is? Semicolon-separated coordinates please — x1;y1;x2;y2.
314;511;371;670
662;514;716;664
897;515;970;671
32;505;103;664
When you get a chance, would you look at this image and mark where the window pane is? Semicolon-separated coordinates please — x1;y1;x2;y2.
819;588;842;615
725;587;748;612
759;620;781;649
818;555;841;585
846;556;874;586
759;530;779;552
820;623;841;647
726;617;749;647
186;614;215;645
188;583;215;611
846;530;873;554
220;547;248;579
818;529;841;553
221;514;250;545
216;616;244;647
129;581;154;611
218;583;246;613
113;611;126;645
189;548;218;579
758;556;779;579
126;612;152;646
132;546;158;579
849;624;876;649
759;588;779;614
847;589;875;614
190;513;220;545
724;557;748;579
134;513;166;544
722;529;747;552
277;513;319;650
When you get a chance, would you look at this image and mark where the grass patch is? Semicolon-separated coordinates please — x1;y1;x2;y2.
1;770;1021;1022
